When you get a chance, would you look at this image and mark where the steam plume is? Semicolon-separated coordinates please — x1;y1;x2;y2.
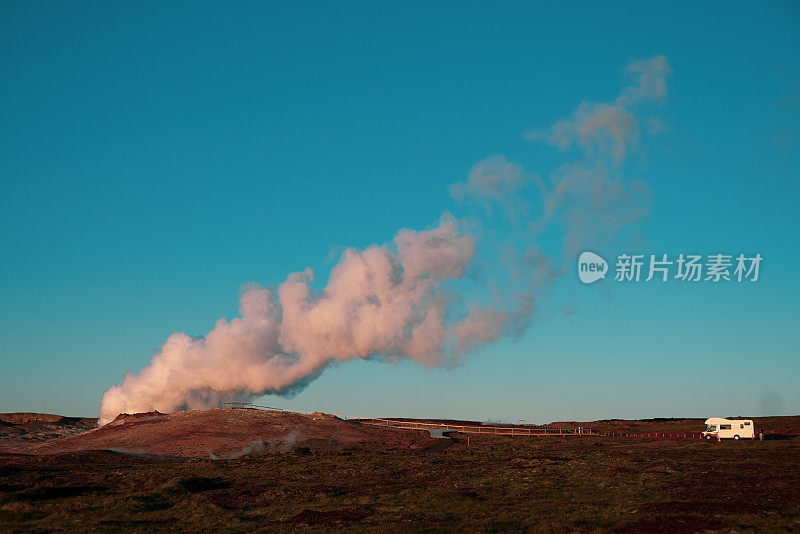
99;56;670;425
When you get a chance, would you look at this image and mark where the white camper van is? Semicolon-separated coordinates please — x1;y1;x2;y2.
702;418;755;440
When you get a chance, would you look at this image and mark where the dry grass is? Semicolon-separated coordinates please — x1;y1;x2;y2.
1;434;799;532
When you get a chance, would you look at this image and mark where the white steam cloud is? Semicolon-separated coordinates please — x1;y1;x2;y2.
99;56;671;425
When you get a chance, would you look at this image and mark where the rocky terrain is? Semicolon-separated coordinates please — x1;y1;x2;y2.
0;413;97;453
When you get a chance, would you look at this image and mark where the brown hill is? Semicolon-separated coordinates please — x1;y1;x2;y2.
0;412;98;453
2;412;70;425
29;409;436;458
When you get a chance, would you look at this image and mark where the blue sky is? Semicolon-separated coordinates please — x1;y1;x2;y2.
1;2;799;422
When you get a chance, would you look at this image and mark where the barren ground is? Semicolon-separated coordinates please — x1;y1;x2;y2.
26;409;436;458
1;411;798;532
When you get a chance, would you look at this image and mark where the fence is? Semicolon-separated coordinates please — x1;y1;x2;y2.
221;403;593;436
222;401;298;411
357;417;595;436
221;402;702;438
221;401;327;416
604;432;700;438
221;401;354;420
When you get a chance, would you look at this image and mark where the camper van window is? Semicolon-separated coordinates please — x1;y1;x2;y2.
740;424;744;428
720;424;732;430
707;425;717;431
744;422;751;425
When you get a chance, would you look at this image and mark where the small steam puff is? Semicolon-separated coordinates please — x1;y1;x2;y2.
99;56;670;425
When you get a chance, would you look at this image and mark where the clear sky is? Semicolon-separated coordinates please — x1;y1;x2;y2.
1;2;799;422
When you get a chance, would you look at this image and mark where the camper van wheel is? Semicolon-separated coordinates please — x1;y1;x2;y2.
734;435;740;440
705;435;712;440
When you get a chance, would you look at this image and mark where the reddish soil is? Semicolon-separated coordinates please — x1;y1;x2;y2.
110;411;166;424
1;433;798;531
26;409;436;458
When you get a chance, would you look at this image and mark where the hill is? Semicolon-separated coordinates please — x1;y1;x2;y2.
27;409;435;458
0;412;97;453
